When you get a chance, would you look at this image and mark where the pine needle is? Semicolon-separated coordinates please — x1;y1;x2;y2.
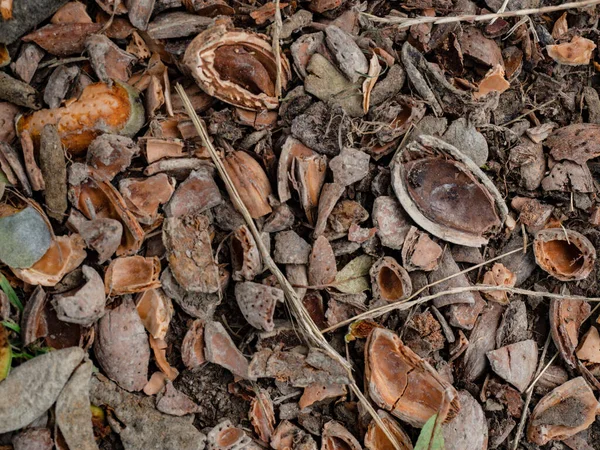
174;84;404;450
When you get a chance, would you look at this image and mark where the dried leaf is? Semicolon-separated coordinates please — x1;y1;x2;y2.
0;206;51;269
0;347;84;434
363;53;382;113
55;359;97;450
335;254;373;294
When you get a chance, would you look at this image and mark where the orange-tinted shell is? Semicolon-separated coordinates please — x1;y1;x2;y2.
364;410;413;450
17;81;144;154
365;328;460;428
224;151;272;219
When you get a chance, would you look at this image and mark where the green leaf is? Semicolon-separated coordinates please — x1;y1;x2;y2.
0;324;12;381
334;255;373;294
415;414;445;450
0;274;23;312
1;320;20;334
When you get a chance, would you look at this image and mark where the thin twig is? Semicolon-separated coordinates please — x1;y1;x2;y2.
325;284;600;334
511;333;552;450
362;0;600;28
324;245;531;333
174;84;404;450
491;0;512;24
272;0;283;99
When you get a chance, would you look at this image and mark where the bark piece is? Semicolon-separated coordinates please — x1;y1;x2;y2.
204;321;253;380
22;23;102;56
533;228;596;281
487;340;538;392
86;34;137;83
496;299;528;348
547;123;600;164
163;214;220;293
0;141;32;196
550;298;590;369
274;231;311;265
67;211;122;264
0;70;40;109
135;288;173;340
249;389;275;442
90;375;206;450
160;268;221;320
39;125;68;221
51;2;92;23
55;360;97;450
165;167;221;218
373;196;411;250
402;226;442;271
235;281;283;332
127;0;155;30
13;43;45;84
230;225;263;281
304;53;363;117
428;250;476;308
0;347;84;433
325;26;368;83
12;428;54;450
365;328;459;428
0;0;69;45
119;174;175;224
12;234;87;287
442;118;488;167
308;236;337;286
277;136;315;203
105;256;161;295
442;391;488;450
144;138;185;163
329;148;370;186
94;298;150;392
18;81;144;155
547;36;596;66
87;134;140;181
44;65;80;109
461;302;504;381
249;347;349;387
156;382;200;417
181;319;205;369
147;11;212;39
458;26;502;67
0;101;20;143
527;377;599;445
0;206;51;269
183;24;291;111
52;265;105;326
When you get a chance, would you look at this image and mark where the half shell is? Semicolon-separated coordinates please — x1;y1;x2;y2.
392;135;508;247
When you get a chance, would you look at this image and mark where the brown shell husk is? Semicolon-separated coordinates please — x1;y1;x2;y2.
533;228;596;281
105;256;161;295
322;421;362;450
392;135;508;247
527;377;599;445
365;327;460;428
364;410;413;450
183;25;291;111
369;256;412;304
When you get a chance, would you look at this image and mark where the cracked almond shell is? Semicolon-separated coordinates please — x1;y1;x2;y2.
322;421;362;450
364;410;413;450
527;377;600;445
224;151;272;219
533;228;596;281
183;25;291;111
392;135;508;247
370;256;412;304
365;327;460;428
17;81;145;154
